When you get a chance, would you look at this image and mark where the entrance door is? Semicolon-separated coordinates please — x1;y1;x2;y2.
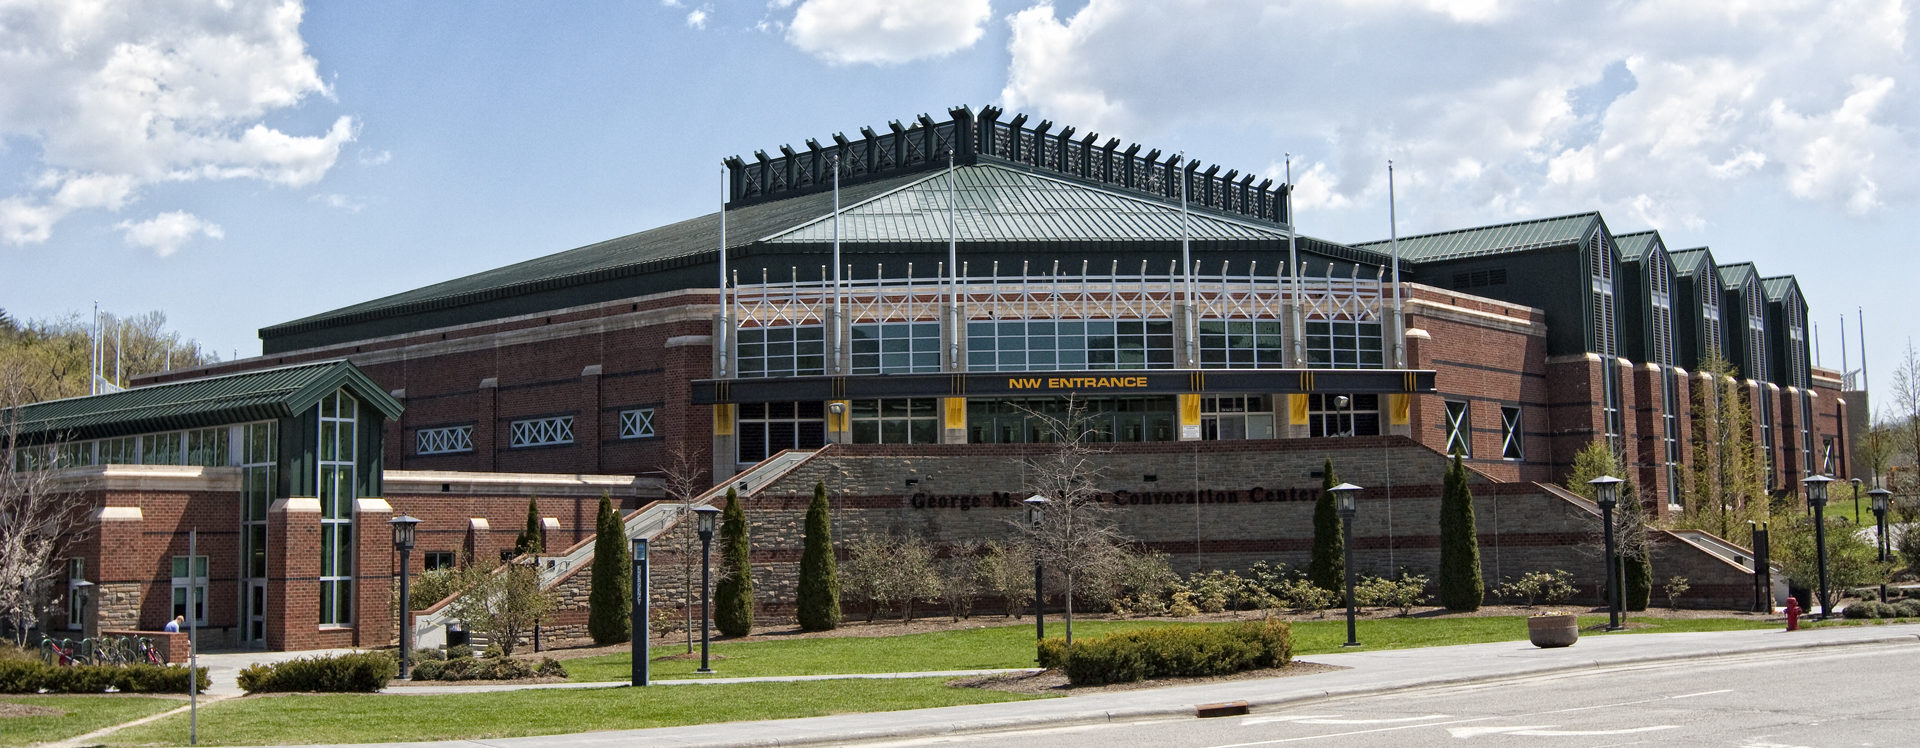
245;580;266;646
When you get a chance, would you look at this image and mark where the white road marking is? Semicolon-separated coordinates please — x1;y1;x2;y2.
1671;689;1734;699
1289;714;1452;725
1449;724;1676;738
1448;725;1558;739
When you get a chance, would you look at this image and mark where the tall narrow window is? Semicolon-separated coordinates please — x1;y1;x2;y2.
66;559;84;630
1500;406;1523;460
240;421;276;587
1444;400;1471;457
1746;282;1767;381
317;390;357;626
171;556;209;626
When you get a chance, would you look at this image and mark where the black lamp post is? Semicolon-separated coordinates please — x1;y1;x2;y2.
1871;487;1893;603
1589;475;1625;631
1331;482;1362;647
1870;487;1893;562
388;515;419;679
693;505;721;674
631;536;650;687
1852;478;1863;524
1024;495;1049;641
1803;474;1834;620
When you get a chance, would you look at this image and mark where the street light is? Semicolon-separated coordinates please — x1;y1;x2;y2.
1803;474;1834;620
1871;486;1893;603
693;505;721;674
1330;482;1362;647
1589;475;1625;631
1024;495;1050;641
388;515;420;679
1852;478;1864;524
631;536;650;687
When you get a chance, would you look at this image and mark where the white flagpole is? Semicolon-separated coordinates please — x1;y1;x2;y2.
90;302;99;394
719;164;730;378
1389;160;1405;369
832;154;843;374
115;324;122;387
1286;154;1302;367
947;148;959;369
1178;153;1194;367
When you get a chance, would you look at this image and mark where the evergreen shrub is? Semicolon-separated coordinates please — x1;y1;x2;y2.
797;481;841;631
587;493;632;645
237;651;396;693
714;488;755;636
1057;620;1292;686
0;661;207;693
1309;459;1344;593
1438;454;1485;611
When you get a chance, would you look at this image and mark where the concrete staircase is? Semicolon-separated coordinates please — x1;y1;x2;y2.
408;448;825;650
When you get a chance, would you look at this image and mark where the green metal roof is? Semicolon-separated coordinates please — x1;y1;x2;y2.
1613;230;1661;262
260;170;933;339
1350;212;1600;262
763;163;1292;244
1668;247;1714;275
1;360;403;445
1718;262;1760;291
1761;275;1801;302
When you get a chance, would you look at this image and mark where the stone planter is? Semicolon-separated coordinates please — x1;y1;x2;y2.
1527;614;1579;648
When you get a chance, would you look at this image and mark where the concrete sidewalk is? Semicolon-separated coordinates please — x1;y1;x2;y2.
283;623;1919;748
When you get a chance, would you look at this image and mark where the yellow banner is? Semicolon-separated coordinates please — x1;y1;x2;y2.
713;403;735;437
1178;393;1201;426
944;397;966;430
827;400;851;433
1289;394;1309;425
1390;394;1411;425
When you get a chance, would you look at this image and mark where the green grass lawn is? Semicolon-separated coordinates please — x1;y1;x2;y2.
564;614;1777;682
102;677;1037;747
0;695;181;747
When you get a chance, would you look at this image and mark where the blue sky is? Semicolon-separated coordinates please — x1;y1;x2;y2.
3;0;1916;411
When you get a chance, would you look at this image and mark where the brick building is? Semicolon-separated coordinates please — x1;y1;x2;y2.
17;105;1854;649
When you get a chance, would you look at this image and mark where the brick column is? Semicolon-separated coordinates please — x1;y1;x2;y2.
581;365;603;473
465;518;492;567
267;497;321;651
477;378;498;471
353;498;394;648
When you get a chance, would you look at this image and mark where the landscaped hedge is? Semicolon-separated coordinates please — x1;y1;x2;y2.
0;660;208;694
409;656;568;681
237;651;397;693
1047;620;1293;686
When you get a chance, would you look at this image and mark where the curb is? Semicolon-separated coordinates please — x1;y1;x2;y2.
686;631;1920;748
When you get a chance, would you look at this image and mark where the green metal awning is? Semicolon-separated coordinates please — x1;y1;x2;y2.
1;360;404;446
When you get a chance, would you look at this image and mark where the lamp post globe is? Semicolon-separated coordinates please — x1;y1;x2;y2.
1802;475;1834;620
1588;475;1625;631
1870;487;1894;562
692;505;721;674
388;515;420;679
1024;495;1049;641
1329;483;1362;647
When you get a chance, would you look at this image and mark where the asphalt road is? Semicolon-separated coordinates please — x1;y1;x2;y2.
857;643;1920;748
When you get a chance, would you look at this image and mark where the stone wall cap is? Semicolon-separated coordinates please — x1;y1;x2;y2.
94;506;143;522
356;497;393;514
274;497;322;513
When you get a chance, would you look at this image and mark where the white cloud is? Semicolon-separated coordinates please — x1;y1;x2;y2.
787;0;992;65
117;211;224;258
999;0;1918;234
0;0;352;246
688;6;711;29
309;193;365;213
357;149;393;167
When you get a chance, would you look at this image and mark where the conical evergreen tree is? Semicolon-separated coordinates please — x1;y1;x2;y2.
796;481;841;631
515;495;544;556
587;493;631;644
1438;454;1485;611
713;488;754;636
1309;459;1344;593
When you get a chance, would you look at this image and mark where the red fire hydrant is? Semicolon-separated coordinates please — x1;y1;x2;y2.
1786;596;1801;631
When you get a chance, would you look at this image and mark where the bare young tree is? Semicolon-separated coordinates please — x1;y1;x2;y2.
654;445;708;654
447;561;555;657
1017;397;1127;645
0;366;88;645
1891;342;1920;498
1678;351;1771;537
